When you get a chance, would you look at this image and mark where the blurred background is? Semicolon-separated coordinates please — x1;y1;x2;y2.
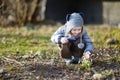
0;0;120;26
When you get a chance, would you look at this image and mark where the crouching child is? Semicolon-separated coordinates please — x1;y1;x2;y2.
51;12;93;65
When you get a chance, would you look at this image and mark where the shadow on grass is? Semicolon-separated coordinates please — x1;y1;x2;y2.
92;60;120;70
25;63;67;79
0;34;50;40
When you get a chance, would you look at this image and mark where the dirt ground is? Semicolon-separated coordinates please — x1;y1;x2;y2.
0;47;120;80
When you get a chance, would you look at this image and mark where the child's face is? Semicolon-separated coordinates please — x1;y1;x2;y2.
70;26;82;36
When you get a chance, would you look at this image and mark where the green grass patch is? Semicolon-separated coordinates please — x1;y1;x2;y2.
0;25;120;60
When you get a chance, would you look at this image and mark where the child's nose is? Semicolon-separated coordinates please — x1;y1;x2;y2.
76;31;80;34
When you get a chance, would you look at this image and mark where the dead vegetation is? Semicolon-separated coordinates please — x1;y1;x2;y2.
0;0;41;27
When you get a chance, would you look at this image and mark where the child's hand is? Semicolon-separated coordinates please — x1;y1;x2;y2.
60;37;69;44
83;51;91;60
82;51;92;68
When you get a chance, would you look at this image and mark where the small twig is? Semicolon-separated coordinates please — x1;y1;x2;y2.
1;56;23;66
1;56;38;80
91;68;97;73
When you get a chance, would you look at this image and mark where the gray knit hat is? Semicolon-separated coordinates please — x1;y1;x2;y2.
65;13;84;36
